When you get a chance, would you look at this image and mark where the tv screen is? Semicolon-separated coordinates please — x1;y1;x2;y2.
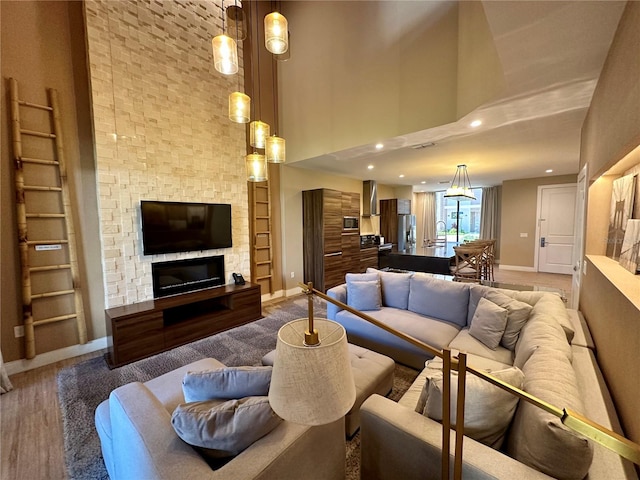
140;200;232;255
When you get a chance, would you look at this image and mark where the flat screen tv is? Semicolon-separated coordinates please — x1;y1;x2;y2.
140;200;232;255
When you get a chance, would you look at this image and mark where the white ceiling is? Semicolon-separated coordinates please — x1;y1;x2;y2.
287;1;626;192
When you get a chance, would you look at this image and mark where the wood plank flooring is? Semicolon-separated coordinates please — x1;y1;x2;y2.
0;268;572;480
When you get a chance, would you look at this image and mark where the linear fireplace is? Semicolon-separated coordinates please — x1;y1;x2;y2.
152;255;225;298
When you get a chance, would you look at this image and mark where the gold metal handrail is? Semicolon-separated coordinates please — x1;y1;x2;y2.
299;282;640;479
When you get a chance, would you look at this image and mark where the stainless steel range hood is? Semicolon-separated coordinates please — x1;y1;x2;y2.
362;180;378;216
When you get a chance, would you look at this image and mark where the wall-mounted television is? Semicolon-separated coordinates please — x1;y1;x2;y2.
140;200;232;255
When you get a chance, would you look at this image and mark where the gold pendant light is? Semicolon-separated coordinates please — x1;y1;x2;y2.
250;120;270;149
246;153;268;182
264;11;288;54
266;135;285;163
212;34;238;75
229;91;250;123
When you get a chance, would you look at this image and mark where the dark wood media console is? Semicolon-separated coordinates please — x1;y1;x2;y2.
105;283;262;368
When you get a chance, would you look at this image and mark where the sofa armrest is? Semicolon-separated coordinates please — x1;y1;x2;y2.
326;284;346;319
360;394;552;480
109;382;213;480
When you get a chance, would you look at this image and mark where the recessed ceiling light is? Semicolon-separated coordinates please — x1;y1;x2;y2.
375;143;384;150
470;120;482;128
368;165;374;170
546;169;553;173
399;174;405;178
421;181;426;184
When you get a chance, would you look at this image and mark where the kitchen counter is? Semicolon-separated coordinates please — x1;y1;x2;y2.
378;243;455;275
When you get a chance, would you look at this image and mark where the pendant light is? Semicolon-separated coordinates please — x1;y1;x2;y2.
264;11;288;54
226;3;247;41
212;1;238;75
249;0;270;150
443;164;476;200
246;152;268;181
229;91;250;123
266;52;285;163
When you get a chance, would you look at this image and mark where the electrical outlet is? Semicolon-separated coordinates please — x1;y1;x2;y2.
520;233;528;238
14;325;24;338
290;272;295;279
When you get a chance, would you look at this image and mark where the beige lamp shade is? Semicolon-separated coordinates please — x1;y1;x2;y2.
212;34;238;75
250;120;270;149
229;92;250;123
264;12;288;54
266;135;285;163
246;153;268;182
269;318;356;426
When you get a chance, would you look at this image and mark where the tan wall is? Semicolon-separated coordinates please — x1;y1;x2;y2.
579;1;640;444
499;174;577;268
84;0;249;308
1;1;104;361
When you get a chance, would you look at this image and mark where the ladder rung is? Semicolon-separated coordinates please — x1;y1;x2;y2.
255;246;271;250
255;185;269;189
256;201;269;204
26;239;69;245
29;264;71;272
18;100;53;111
255;275;273;281
31;289;75;300
24;185;62;192
256;261;272;266
256;216;270;220
19;157;59;166
255;231;271;235
26;213;65;218
33;313;77;327
20;129;56;139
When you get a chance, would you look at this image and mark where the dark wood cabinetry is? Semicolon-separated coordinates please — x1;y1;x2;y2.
359;246;379;271
380;198;411;250
105;283;262;367
303;188;361;292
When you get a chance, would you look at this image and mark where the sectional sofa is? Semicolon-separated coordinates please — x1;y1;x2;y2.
327;269;638;480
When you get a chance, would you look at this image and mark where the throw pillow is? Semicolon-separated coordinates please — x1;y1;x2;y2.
182;366;272;403
422;366;524;449
171;396;282;458
346;272;379;283
469;297;509;350
376;269;412;310
407;275;471;327
346;279;382;311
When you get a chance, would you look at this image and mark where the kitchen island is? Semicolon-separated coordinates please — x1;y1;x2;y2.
378;244;455;275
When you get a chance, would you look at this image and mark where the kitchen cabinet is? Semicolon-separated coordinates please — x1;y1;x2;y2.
303;188;360;291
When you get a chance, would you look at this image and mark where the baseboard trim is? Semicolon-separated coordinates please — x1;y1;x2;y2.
498;264;537;272
5;337;108;376
261;289;286;303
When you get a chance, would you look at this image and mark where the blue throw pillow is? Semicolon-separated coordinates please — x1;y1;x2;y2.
378;270;412;309
182;366;272;403
347;280;382;311
407;275;470;327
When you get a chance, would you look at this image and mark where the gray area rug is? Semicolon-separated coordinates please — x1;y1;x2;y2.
57;295;418;479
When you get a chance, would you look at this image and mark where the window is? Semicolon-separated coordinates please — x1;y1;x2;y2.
435;188;483;243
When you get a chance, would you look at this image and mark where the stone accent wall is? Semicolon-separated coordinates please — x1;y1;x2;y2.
84;0;249;307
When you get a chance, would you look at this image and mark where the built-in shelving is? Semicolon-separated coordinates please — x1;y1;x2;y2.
586;255;640;310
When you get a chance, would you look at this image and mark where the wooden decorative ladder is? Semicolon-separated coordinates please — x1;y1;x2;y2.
8;78;87;359
250;180;274;294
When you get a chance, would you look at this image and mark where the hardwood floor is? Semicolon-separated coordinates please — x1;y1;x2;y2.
0;269;573;480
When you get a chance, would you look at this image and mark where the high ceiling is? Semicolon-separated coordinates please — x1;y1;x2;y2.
285;1;626;192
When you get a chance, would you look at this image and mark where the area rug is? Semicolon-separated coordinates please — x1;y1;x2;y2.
57;295;418;479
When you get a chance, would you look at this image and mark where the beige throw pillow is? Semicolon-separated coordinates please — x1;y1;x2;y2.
422;366;525;449
469;297;508;350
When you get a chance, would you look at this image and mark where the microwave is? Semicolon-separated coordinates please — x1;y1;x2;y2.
343;216;359;230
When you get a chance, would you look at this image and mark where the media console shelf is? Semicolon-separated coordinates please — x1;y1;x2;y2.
105;283;262;368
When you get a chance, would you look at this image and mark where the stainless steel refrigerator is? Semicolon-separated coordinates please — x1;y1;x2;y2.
398;214;416;252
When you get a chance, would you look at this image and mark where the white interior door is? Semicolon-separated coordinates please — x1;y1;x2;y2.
537;184;577;274
570;166;587;309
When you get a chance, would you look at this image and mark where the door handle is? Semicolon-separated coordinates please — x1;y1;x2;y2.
540;237;546;247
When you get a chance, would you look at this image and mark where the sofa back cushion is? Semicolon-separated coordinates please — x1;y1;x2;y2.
182;366;272;403
507;347;593;480
408;276;470;327
367;268;412;309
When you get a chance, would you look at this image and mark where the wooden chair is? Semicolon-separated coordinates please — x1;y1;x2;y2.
466;239;496;281
451;244;485;282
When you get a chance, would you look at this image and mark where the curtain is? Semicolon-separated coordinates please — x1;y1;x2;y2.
0;350;13;394
480;186;501;260
414;192;436;246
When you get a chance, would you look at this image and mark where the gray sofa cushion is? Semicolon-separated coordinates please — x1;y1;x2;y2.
407;276;470;327
347;280;382;311
507;347;593;480
448;329;514;366
182;366;272;402
469;297;509;350
171;396;283;458
367;268;412;309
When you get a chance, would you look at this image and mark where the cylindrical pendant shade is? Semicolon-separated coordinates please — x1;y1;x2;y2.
264;12;288;54
266;135;285;163
229;92;250;123
250;120;270;149
274;32;291;61
212;34;238;75
269;318;356;425
246;153;268;182
226;5;247;41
